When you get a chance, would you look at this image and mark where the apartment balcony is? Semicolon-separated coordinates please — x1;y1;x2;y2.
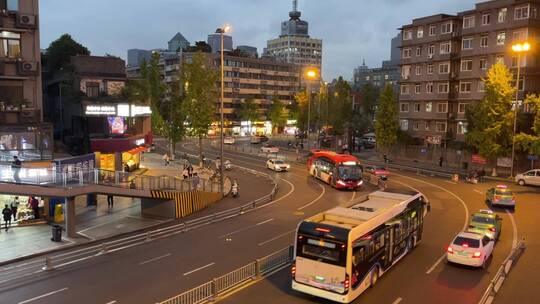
0;109;41;125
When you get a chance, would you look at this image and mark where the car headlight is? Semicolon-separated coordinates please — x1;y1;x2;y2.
337;180;346;186
286;165;290;168
357;180;363;186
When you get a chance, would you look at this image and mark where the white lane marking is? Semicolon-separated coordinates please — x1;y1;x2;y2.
18;287;69;304
506;210;518;248
253;178;295;210
473;189;483;195
105;301;117;304
218;218;274;239
444;180;456;184
138;253;172;266
182;262;215;276
258;230;295;246
297;183;326;210
348;190;357;203
392;297;403;304
425;254;446;275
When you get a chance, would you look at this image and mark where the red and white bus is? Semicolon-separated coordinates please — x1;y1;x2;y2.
307;150;363;190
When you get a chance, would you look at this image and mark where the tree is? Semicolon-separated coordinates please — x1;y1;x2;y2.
328;77;353;136
351;83;379;137
183;52;219;164
374;84;399;152
153;81;187;156
45;34;90;71
516;94;540;156
466;62;515;164
183;41;212;53
293;91;309;132
267;97;288;134
236;98;259;135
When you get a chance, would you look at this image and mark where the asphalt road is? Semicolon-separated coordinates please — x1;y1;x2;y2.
0;138;537;304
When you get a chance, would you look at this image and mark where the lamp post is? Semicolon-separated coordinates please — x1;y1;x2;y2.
305;68;317;151
510;42;530;178
216;25;230;195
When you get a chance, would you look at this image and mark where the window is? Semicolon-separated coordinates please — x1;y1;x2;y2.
365;76;370;81
436;122;447;132
482;13;490;25
415;84;421;94
496;55;505;64
7;0;18;11
384;74;389;80
426;102;433;112
457;122;468;134
403;30;413;40
480;35;488;47
463;16;475;29
513;30;526;42
427;64;434;74
498;8;507;23
417;27;424;38
437;102;448;113
440;41;451;54
425;121;431;131
438;83;449;94
515;5;530;20
400;84;410;95
416;47;422;57
86;82;100;97
441;22;453;34
461;59;473;71
428;44;435;56
462;37;473;50
460;82;472;93
400;119;409;131
478;81;485;92
400;103;409;112
514;76;525;91
429;25;436;36
512;55;526;67
458;103;467;113
414;103;421;112
403;48;412;58
415;65;422;75
0;31;21;58
439;62;450;74
413;121;421;131
402;65;411;79
497;32;506;45
480;58;488;69
426;82;434;93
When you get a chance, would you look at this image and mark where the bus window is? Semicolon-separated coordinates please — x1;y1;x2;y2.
297;237;346;267
337;165;362;180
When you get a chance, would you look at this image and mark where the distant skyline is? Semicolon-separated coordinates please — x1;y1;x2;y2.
40;0;478;80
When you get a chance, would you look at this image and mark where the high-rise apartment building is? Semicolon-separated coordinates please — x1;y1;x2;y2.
265;0;322;74
0;0;52;160
207;33;233;53
399;0;540;145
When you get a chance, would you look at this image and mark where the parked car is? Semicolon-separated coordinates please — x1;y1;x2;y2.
447;231;494;269
223;136;235;145
467;209;502;241
261;144;279;153
515;169;540;186
486;185;516;210
266;159;290;172
364;165;390;180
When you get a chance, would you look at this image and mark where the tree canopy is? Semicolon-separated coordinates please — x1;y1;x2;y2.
374;84;399;150
267;98;288;133
45;34;90;71
516;94;540;155
328;77;353;135
236;98;259;122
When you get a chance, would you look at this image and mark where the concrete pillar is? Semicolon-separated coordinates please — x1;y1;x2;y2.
64;197;76;238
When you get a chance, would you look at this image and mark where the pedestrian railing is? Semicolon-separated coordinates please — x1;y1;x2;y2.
159;245;294;304
478;238;526;304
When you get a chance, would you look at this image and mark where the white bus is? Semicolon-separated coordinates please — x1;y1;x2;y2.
291;190;429;303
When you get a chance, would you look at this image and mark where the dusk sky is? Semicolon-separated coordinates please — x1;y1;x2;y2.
40;0;478;80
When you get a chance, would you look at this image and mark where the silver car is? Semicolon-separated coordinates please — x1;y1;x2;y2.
515;169;540;186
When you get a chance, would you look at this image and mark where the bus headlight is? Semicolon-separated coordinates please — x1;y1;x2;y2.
357;180;363;186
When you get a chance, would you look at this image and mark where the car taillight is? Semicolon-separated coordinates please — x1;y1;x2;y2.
473;251;482;258
447;246;454;254
489;227;496;232
291;262;296;279
495;195;501;201
343;274;350;292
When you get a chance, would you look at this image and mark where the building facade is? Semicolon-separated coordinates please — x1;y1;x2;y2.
207;33;233;53
168;32;190;52
237;45;258;58
127;49;152;67
265;0;322;74
399;0;540;145
0;0;52;161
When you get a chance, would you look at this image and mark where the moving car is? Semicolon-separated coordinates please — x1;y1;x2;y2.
223;136;235;144
364;165;390;180
259;135;269;142
266;159;290;172
260;144;279;153
486;185;516;209
467;209;502;241
515;169;540;186
250;136;262;144
447;231;494;268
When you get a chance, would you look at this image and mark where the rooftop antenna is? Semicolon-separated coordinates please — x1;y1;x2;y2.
293;0;297;12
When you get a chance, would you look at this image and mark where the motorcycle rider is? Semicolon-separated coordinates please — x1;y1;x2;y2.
232;180;239;197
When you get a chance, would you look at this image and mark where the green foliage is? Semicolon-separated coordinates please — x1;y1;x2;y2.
351;83;379;135
236;98;259;122
374;84;399;150
516;94;540;155
46;34;90;71
183;41;212;53
268;98;288;133
153;82;187;154
465;62;515;159
328;77;353;135
293;90;309;132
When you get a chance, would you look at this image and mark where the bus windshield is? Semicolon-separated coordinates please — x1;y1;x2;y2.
297;236;346;266
337;165;362;180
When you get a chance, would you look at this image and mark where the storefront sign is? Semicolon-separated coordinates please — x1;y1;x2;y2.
134;138;145;146
54;153;96;173
117;104;130;117
85;105;116;116
131;105;151;116
425;136;441;145
472;154;487;165
497;157;512;168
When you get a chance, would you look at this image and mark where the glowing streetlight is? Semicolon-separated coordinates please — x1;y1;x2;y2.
304;68;319;151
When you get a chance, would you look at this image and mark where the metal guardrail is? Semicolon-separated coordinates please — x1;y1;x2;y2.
159;246;294;304
478;238;526;304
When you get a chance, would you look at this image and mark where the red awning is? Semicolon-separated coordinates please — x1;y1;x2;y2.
125;146;147;155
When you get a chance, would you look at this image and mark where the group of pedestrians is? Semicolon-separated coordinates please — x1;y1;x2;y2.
182;163;194;179
2;196;42;231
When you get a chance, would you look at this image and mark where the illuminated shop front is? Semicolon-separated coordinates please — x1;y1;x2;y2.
231;121;273;136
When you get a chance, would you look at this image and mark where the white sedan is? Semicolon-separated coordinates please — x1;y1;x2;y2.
224;136;235;145
260;144;279;153
447;231;494;268
266;159;290;172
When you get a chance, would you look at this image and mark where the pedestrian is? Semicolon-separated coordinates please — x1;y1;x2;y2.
29;196;39;219
129;180;136;189
383;154;388;164
188;164;193;178
192;173;200;190
162;153;170;166
38;197;45;219
182;167;189;179
2;205;12;231
107;195;114;208
10;196;19;222
12;156;22;183
439;156;444;167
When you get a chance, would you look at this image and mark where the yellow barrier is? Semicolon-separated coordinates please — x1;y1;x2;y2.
150;190;205;219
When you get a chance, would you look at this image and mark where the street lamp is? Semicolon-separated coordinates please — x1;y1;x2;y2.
510;41;531;177
216;24;230;196
305;68;318;151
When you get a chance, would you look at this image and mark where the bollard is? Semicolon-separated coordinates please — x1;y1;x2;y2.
254;259;261;279
42;256;54;271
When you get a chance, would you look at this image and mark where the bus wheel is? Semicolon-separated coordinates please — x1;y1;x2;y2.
370;267;379;287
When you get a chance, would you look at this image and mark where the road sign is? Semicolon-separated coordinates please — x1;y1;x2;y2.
472;154;487;164
527;155;538;161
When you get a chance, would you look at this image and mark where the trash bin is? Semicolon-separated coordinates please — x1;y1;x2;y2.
51;225;62;242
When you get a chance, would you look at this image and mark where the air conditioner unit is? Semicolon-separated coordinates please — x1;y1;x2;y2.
428;54;434;59
403;75;410;80
18;60;39;75
16;14;37;28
